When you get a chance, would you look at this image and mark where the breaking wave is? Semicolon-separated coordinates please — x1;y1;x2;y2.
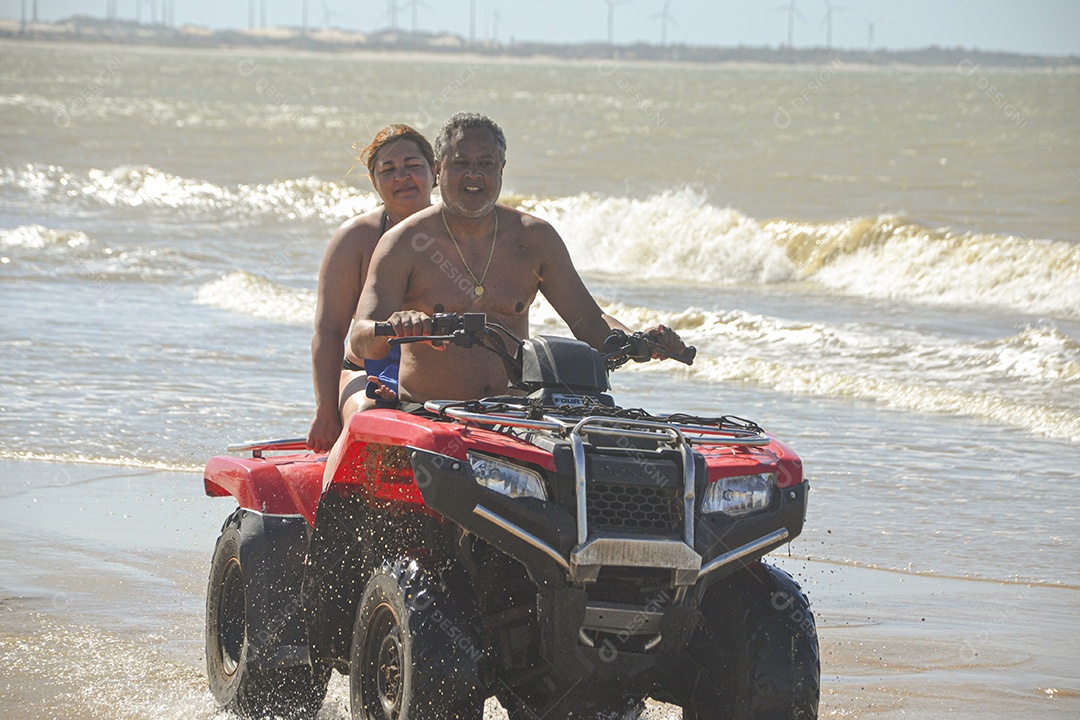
0;163;377;224
533;295;1080;442
194;270;315;324
5;166;1077;319
524;189;1080;320
0;224;201;280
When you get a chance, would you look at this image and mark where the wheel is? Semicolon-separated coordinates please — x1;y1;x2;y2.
682;562;820;720
350;557;484;720
206;513;329;720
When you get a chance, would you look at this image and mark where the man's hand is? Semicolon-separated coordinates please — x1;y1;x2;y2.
646;324;687;360
385;310;432;338
383;310;447;349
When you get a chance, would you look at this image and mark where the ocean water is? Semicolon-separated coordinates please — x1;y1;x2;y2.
1;41;1078;718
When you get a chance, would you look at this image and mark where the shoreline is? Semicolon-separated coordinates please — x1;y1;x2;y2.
2;17;1077;70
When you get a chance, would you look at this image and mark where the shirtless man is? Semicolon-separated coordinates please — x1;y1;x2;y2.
349;112;685;403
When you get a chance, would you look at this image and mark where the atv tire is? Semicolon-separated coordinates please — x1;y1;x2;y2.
350;557;484;720
682;561;819;720
206;514;329;720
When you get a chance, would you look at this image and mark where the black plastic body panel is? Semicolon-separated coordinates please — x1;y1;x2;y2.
233;508;313;670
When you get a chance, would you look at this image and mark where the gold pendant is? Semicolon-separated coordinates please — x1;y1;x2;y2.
474;285;485;297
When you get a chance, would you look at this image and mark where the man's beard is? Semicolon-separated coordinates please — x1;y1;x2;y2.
442;193;497;219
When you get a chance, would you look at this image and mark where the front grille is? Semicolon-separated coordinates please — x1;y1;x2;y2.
587;481;683;535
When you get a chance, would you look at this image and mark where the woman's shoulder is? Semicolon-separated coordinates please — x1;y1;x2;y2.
332;208;386;248
337;206;385;234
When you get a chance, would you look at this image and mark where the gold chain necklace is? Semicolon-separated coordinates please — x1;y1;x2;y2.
441;206;497;297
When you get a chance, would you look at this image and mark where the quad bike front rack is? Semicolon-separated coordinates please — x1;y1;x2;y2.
424;400;771;447
426;401;771;587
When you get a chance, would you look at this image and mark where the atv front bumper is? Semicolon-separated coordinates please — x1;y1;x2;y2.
408;447;808;592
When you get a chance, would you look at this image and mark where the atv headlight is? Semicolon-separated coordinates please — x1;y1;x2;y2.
468;453;547;501
701;473;776;516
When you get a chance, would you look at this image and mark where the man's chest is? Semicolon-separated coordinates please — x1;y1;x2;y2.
407;244;540;317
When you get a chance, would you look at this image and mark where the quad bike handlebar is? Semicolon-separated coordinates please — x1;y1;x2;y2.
600;328;696;369
374;311;695;373
374;311;491;347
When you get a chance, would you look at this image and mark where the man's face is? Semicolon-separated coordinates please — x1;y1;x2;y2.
438;128;505;219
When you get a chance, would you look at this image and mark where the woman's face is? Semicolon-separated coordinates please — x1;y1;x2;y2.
369;139;435;220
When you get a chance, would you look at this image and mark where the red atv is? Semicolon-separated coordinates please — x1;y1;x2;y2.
203;313;819;720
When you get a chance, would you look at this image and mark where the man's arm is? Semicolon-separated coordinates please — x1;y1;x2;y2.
535;223;629;349
537;221;687;358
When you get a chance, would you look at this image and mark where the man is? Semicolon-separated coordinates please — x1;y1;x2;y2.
349;112;685;403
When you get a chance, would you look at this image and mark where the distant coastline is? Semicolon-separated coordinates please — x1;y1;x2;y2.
2;15;1078;69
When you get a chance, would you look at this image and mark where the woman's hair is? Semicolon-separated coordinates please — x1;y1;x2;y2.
356;125;435;175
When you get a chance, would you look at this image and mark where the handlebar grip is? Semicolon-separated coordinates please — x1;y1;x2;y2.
374;322;395;337
675;345;697;365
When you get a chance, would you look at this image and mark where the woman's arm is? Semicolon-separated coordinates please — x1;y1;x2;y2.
307;215;379;451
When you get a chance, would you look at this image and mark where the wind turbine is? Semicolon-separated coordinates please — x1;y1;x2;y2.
866;21;875;52
821;0;848;49
403;0;433;33
319;0;340;30
650;0;677;47
602;0;633;46
774;0;805;48
385;0;402;31
493;8;502;43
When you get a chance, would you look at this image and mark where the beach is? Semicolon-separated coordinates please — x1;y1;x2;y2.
1;460;1076;718
2;40;1078;717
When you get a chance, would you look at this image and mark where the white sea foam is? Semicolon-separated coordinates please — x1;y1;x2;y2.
0;223;199;280
519;189;1080;319
522;189;797;285
687;352;1080;443
0;450;201;474
536;293;1080;442
0;223;92;250
797;218;1080;320
194;271;315;324
6;163;1077;318
1;163;377;223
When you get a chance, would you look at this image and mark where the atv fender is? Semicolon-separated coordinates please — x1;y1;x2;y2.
204;455;323;522
225;508;314;671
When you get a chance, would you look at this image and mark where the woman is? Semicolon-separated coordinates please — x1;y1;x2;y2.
306;125;436;452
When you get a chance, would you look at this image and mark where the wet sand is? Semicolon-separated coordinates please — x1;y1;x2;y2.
1;460;1077;719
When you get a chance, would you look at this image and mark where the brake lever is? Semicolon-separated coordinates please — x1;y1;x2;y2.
645;338;697;365
387;334;456;347
602;329;696;369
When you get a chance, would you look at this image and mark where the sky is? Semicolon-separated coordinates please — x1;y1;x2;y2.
6;0;1080;57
